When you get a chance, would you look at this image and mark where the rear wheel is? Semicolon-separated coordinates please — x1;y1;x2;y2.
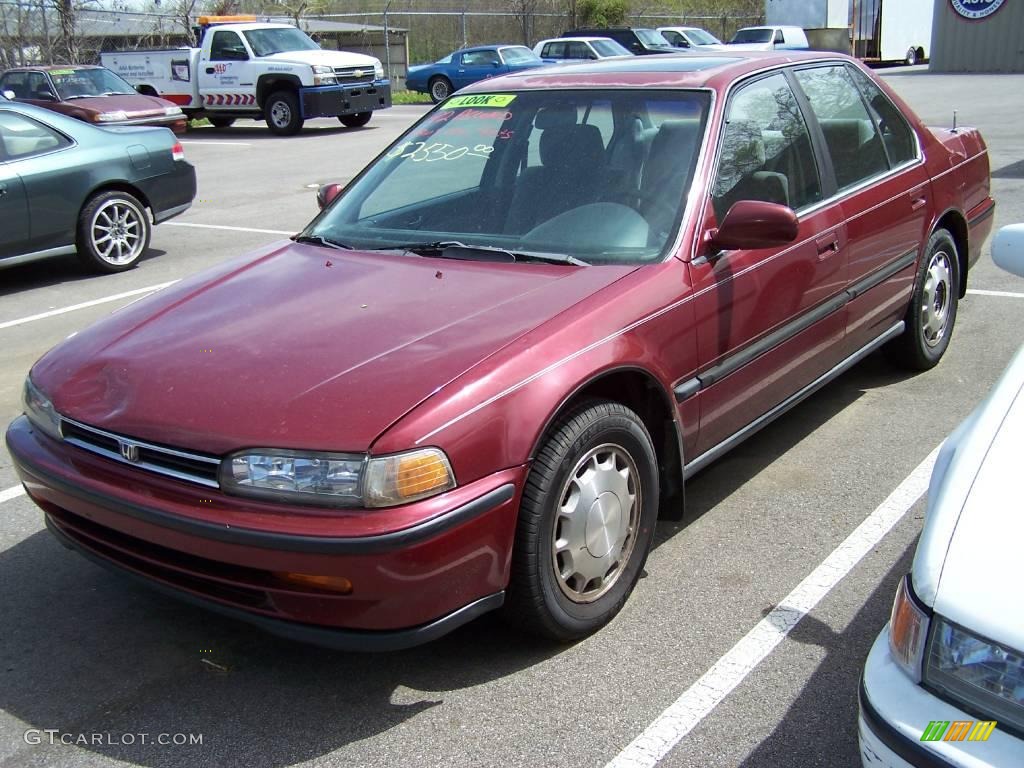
888;228;960;370
905;47;918;66
504;401;659;641
429;76;452;103
76;190;151;273
209;116;236;129
264;90;303;136
338;112;371;128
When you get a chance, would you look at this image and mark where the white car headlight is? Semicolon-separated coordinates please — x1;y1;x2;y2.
221;447;455;508
312;65;337;85
164;106;183;116
96;110;128;122
22;376;62;441
924;616;1024;733
373;61;385;80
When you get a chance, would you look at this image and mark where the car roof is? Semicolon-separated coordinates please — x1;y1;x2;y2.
540;36;613;43
3;64;104;73
457;50;855;93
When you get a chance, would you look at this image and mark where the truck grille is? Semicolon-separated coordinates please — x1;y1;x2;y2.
333;67;375;85
60;417;221;488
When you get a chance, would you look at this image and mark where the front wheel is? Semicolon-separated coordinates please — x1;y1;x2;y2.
504;401;659;641
429;76;452;103
76;190;151;273
339;112;371;128
264;90;303;136
209;116;236;129
905;47;918;66
888;228;960;370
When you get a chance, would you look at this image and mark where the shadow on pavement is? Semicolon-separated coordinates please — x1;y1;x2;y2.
0;249;168;300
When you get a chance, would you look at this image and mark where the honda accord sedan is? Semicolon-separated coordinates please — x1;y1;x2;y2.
7;52;994;650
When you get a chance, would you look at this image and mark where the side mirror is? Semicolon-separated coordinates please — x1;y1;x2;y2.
992;224;1024;278
2;89;14;100
491;60;501;68
317;182;344;210
708;200;799;251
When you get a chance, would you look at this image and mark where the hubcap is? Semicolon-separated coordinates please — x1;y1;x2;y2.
271;101;291;127
552;444;640;603
921;249;952;347
432;81;448;101
91;200;143;265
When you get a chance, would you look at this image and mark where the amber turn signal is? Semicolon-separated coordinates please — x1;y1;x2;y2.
274;572;353;594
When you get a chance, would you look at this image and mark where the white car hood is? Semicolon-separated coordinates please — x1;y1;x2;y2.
913;344;1024;652
723;43;773;51
263;49;379;68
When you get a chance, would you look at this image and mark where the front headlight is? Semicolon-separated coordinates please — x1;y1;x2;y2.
373;61;385;80
889;574;930;682
164;106;183;116
220;447;455;508
96;110;128;122
924;616;1024;733
22;376;62;441
312;65;337;85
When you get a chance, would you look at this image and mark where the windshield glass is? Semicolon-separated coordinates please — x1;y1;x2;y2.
688;29;720;45
50;68;135;99
731;28;772;43
243;28;319;57
635;29;671;46
500;46;541;64
592;39;630;57
307;89;710;265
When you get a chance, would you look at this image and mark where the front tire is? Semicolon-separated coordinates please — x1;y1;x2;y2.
209;116;236;129
264;90;303;136
76;190;151;273
504;401;659;641
339;112;371;128
905;47;918;66
429;76;452;103
888;228;960;370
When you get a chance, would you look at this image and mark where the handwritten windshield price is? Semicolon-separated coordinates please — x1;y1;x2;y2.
386;142;494;162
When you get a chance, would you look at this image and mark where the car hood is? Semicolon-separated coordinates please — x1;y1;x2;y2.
61;93;179;115
723;42;773;51
262;49;379;68
913;344;1024;652
33;241;635;455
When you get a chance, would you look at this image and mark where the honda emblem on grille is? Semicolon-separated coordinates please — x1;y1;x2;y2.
119;440;140;462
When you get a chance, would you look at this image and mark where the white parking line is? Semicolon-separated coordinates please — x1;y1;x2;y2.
165;222;294;235
967;288;1024;298
0;281;178;331
0;485;25;504
178;140;252;147
606;444;941;768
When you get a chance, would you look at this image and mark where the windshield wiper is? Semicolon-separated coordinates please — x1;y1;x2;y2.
367;241;589;266
293;234;352;250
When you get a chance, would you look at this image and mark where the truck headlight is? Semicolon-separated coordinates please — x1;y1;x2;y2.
220;447;455;508
96;110;128;122
373;61;385;80
924;616;1024;733
22;376;62;442
312;65;337;85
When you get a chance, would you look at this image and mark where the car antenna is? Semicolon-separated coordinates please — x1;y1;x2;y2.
952;109;958;133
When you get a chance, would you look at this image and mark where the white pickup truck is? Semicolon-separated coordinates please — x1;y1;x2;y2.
101;16;391;135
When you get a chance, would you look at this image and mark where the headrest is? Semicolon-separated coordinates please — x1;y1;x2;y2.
534;105;577;130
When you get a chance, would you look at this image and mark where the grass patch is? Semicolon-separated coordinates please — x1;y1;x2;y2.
392;90;433;105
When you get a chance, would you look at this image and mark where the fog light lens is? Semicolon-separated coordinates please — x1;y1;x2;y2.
274;572;353;594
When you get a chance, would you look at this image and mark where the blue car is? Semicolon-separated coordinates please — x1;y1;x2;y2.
405;45;545;103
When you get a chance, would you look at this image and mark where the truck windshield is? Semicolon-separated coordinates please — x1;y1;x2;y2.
243;28;320;56
50;68;135;99
305;89;711;266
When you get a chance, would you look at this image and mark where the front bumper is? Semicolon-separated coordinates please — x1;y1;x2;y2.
7;416;524;649
858;626;1021;767
300;81;392;119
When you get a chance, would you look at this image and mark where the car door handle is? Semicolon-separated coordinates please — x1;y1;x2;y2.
815;235;839;258
206;67;215;74
911;196;927;211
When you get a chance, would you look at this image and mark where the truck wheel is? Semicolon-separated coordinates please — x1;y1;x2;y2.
905;47;918;66
76;190;151;273
339;112;371;128
209;116;236;129
265;90;303;136
429;76;452;103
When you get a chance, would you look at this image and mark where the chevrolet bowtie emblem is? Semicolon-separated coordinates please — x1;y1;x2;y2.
119;440;140;462
353;69;364;78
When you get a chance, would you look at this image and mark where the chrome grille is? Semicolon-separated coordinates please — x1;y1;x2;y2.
333;66;375;85
60;417;221;488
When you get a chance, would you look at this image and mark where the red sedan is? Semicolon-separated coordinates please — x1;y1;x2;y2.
6;52;994;649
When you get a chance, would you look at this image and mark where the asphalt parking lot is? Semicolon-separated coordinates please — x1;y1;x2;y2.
1;68;1023;768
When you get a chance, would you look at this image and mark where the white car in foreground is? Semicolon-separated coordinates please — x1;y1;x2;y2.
858;224;1024;766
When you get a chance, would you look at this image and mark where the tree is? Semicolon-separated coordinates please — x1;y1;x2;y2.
578;0;629;28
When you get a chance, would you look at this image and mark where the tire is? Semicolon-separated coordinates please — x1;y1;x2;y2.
209;116;236;129
905;47;918;66
888;228;960;370
264;90;303;136
338;112;372;128
76;191;151;273
428;76;452;104
504;400;659;641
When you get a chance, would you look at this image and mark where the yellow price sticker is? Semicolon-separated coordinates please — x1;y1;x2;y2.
49;69;75;76
441;94;517;109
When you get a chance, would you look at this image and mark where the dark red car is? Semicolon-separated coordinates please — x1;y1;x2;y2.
0;65;187;133
7;52;994;649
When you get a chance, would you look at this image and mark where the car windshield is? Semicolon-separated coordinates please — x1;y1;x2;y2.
688;29;720;45
243;27;320;56
49;68;135;99
731;28;773;43
635;29;672;46
306;89;710;265
500;46;541;64
592;39;630;57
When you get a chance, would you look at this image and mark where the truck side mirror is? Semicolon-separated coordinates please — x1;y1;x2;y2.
2;90;14;100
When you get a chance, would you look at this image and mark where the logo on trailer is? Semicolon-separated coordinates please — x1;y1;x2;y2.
920;720;997;742
949;0;1006;20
